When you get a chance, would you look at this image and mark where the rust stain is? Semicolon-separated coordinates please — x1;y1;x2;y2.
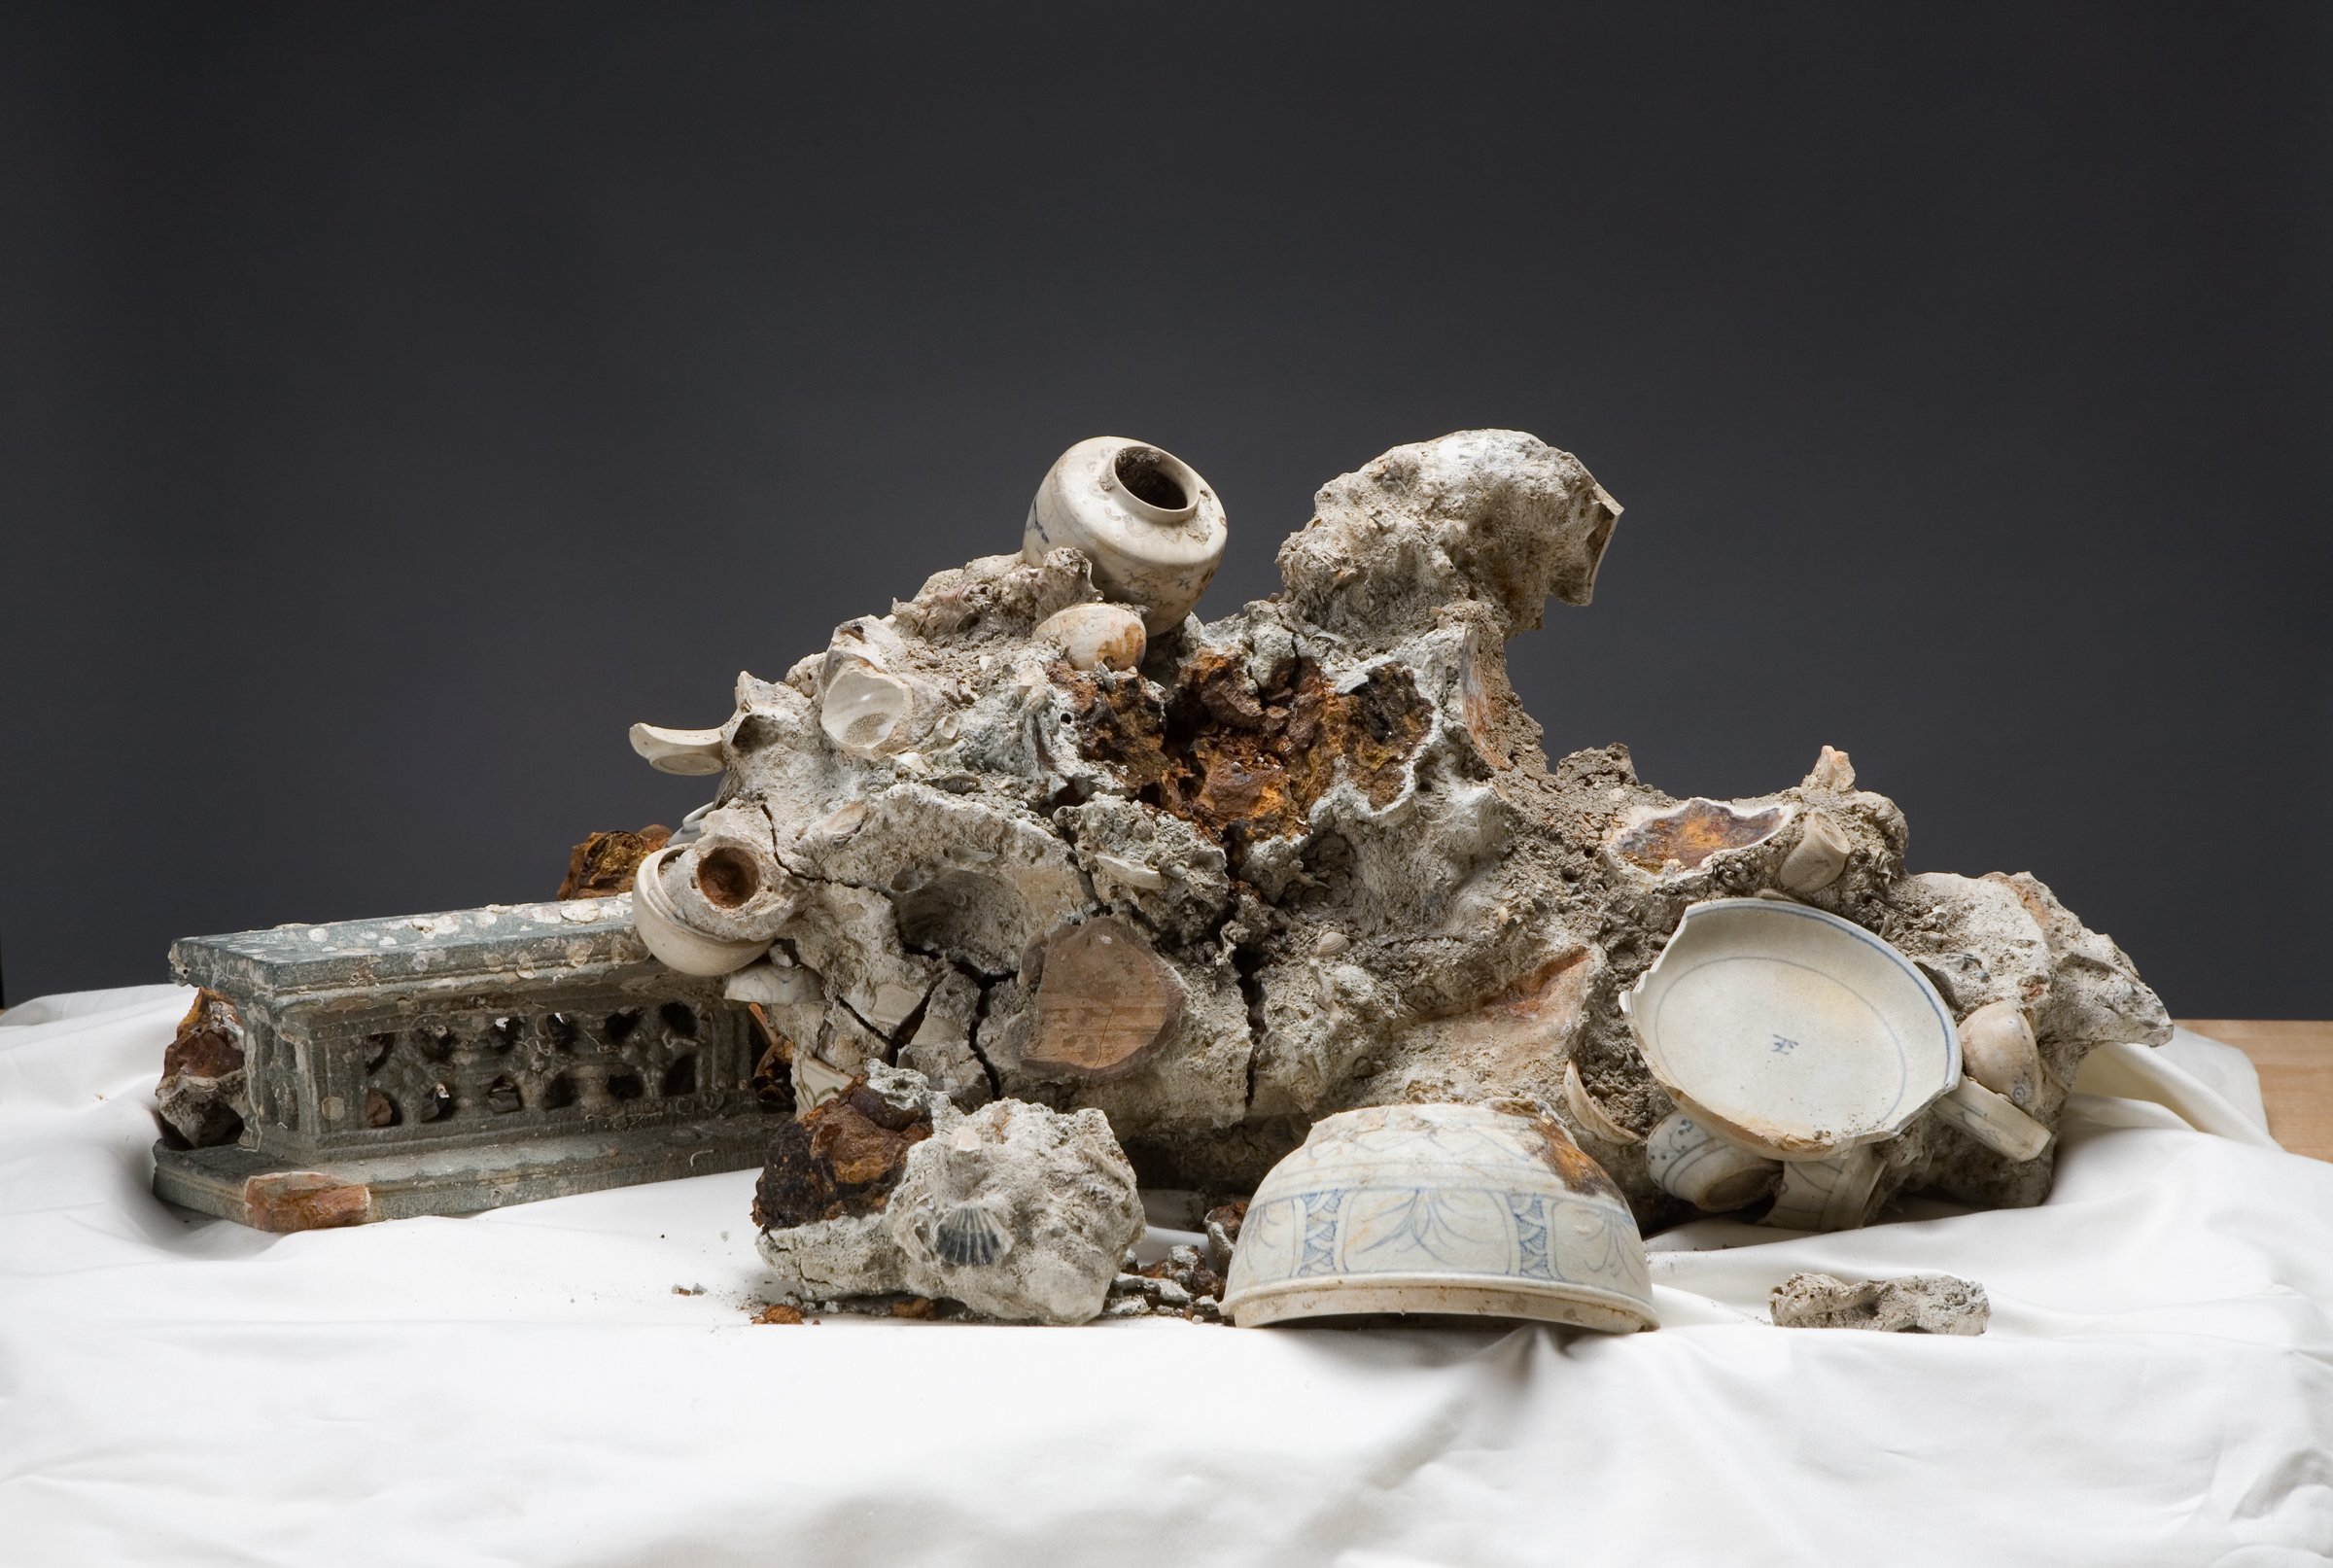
1522;1113;1627;1202
557;824;672;900
1069;652;1431;848
747;1003;797;1112
161;989;245;1081
1613;800;1786;872
242;1171;373;1232
753;1077;932;1230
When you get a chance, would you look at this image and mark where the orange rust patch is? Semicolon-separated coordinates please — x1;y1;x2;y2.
161;989;244;1082
1523;1113;1625;1201
1613;800;1786;872
754;1078;933;1230
1069;652;1430;847
558;824;672;899
243;1171;372;1232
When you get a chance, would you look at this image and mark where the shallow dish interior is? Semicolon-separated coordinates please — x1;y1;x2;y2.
1628;899;1958;1156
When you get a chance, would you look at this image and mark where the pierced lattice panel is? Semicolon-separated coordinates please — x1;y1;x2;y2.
301;995;752;1153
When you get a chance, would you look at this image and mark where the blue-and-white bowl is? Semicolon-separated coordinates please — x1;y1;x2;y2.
1222;1102;1656;1332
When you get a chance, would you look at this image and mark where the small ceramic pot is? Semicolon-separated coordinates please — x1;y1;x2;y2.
1646;1110;1781;1212
629;845;773;977
1025;436;1228;633
1222;1102;1657;1333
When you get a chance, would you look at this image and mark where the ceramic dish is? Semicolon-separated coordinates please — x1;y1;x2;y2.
1622;899;1959;1160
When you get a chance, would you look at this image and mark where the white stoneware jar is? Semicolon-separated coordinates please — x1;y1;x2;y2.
1025;436;1227;634
628;845;773;977
1222;1102;1656;1333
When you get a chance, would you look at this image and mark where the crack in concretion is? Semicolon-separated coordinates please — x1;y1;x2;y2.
1232;941;1269;1112
962;972;1007;1101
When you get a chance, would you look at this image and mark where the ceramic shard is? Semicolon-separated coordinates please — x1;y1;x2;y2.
754;1066;1146;1325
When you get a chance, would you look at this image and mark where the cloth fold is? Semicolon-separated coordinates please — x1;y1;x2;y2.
2;987;2327;1567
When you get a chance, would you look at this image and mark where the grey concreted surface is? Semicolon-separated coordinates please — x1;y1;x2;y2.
154;897;782;1228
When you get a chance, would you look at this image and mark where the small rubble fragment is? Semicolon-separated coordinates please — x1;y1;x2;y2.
752;1302;807;1325
1203;1200;1247;1275
154;989;248;1149
1769;1272;1990;1335
557;825;672;900
751;1068;938;1230
755;1068;1147;1325
1106;1242;1229;1323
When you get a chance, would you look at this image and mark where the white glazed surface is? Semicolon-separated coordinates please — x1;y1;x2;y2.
627;847;772;976
1761;1143;1885;1231
1646;1110;1781;1211
1223;1102;1655;1331
1624;898;1960;1159
1024;436;1228;632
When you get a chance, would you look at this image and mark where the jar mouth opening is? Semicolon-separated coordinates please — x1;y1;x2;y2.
1112;444;1200;521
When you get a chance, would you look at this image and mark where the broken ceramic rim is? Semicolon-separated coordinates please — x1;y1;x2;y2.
1229;1276;1655;1335
1622;898;1960;1162
629;845;772;977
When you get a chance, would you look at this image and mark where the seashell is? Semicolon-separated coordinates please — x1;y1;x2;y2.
1646;1110;1781;1211
628;722;725;776
1933;1077;2052;1163
1776;810;1852;895
1222;1102;1656;1333
1612;799;1789;874
627;846;771;976
1623;898;1959;1161
1958;999;2043;1109
818;664;918;757
1561;1060;1642;1145
1761;1144;1884;1232
932;1202;1012;1268
1026;436;1228;634
1034;602;1147;673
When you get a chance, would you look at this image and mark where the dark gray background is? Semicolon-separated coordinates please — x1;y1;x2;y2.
4;4;2327;1017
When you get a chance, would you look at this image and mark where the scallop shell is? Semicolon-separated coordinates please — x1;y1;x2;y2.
932;1202;1012;1269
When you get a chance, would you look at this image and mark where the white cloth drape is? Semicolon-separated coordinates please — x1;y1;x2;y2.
2;986;2327;1567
